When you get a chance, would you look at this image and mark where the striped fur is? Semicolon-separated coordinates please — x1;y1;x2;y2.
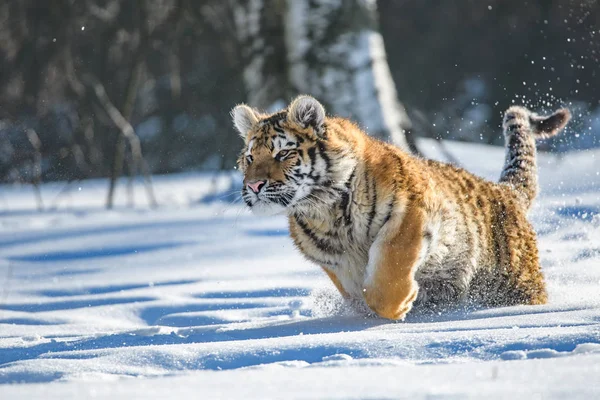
500;106;571;209
232;96;571;320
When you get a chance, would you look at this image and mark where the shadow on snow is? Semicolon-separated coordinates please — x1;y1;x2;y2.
35;279;199;297
8;242;194;263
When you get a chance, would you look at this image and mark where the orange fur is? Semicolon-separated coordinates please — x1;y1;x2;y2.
233;96;570;319
363;204;423;319
322;267;350;300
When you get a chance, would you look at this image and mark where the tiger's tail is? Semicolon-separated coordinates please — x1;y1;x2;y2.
499;106;571;209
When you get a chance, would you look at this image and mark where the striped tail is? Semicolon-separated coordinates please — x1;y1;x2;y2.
499;106;571;209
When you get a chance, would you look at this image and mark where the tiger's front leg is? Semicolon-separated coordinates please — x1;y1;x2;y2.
362;204;423;320
321;266;350;299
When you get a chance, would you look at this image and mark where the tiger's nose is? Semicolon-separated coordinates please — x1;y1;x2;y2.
247;180;266;194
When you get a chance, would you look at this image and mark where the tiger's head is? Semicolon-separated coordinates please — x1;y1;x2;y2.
232;95;356;216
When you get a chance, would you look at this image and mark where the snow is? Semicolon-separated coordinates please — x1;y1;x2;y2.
1;139;600;398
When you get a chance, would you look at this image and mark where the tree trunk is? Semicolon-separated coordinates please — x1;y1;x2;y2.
232;0;413;151
284;0;412;150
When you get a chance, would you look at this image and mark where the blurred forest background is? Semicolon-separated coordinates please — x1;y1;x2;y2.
1;0;599;207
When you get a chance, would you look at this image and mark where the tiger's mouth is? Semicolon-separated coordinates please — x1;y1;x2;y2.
245;196;289;216
243;184;296;215
250;201;287;216
242;179;325;216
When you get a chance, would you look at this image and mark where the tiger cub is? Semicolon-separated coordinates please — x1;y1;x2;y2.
232;96;571;320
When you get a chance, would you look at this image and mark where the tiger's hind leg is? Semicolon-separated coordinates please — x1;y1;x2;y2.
480;206;547;307
416;266;474;311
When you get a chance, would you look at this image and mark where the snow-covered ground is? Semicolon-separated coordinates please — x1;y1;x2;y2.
1;139;599;399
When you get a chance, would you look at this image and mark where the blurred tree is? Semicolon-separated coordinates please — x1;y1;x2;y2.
0;0;598;202
233;0;415;151
285;0;414;150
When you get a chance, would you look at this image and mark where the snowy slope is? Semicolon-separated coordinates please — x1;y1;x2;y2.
0;139;599;399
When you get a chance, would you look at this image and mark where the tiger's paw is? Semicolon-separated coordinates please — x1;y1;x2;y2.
362;283;418;321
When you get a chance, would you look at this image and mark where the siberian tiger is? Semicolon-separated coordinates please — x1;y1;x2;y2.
232;95;571;320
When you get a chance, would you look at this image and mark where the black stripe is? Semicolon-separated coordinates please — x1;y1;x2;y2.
345;168;355;189
508;123;522;132
366;170;377;237
492;206;503;269
294;215;340;254
340;168;356;226
307;147;316;166
393;153;405;175
339;192;350;224
262;112;287;125
304;253;336;267
382;198;395;226
317;141;331;172
274;192;292;207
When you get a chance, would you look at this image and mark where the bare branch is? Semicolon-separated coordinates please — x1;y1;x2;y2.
82;73;157;208
25;128;44;211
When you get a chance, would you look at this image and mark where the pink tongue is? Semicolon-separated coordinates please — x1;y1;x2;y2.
248;182;263;193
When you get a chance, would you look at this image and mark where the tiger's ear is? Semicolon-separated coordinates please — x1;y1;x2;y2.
288;95;326;138
231;104;260;138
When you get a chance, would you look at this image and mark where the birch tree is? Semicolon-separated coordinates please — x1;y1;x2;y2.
232;0;413;151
